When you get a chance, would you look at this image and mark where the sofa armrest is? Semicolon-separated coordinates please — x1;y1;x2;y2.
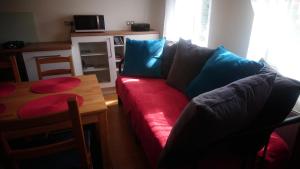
277;114;300;128
227;114;300;139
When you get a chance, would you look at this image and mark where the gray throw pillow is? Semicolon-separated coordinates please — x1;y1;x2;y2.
159;73;276;169
255;59;300;126
160;41;178;78
166;39;215;91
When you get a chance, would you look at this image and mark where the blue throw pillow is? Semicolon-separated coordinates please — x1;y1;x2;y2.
185;46;263;99
122;38;165;77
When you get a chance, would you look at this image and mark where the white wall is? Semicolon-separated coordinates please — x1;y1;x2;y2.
208;0;254;57
0;0;254;55
0;0;164;42
149;0;165;35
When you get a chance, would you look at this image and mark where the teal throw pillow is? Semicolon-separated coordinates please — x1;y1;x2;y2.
122;38;165;77
185;46;263;99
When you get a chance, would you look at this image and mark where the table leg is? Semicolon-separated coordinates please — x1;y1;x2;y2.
97;110;112;169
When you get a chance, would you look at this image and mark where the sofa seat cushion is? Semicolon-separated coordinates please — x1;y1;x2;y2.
116;76;189;168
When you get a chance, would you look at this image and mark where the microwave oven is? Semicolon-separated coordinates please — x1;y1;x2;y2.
73;15;105;32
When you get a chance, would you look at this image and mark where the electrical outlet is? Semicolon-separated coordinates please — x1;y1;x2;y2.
126;21;135;25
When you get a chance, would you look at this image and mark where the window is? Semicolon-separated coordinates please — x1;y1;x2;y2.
163;0;211;46
247;0;300;112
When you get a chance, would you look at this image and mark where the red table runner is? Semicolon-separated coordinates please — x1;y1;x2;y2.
0;83;16;97
18;93;84;119
0;104;6;114
31;77;81;94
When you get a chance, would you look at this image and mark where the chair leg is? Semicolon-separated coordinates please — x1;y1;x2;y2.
118;97;123;106
9;158;20;169
9;55;21;82
240;151;257;169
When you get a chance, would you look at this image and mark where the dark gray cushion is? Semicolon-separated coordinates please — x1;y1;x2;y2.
166;39;215;91
255;59;300;126
159;73;276;168
160;41;178;78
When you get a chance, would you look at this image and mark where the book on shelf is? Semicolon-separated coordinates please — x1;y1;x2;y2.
115;55;124;62
114;36;124;45
115;55;123;58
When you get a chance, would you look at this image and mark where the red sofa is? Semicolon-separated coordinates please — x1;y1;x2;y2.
116;76;290;169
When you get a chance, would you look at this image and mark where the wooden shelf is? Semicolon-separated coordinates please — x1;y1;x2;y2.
71;30;159;37
0;41;71;54
81;52;107;57
83;66;109;72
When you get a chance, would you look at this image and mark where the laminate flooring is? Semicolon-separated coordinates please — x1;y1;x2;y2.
103;89;151;169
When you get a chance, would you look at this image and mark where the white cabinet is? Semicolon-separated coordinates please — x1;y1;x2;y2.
71;36;117;88
71;31;160;88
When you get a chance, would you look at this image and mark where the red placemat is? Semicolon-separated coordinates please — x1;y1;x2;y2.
31;77;81;94
18;93;84;119
0;83;16;97
0;104;6;114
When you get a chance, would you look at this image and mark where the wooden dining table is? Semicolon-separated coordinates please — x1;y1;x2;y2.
0;74;112;169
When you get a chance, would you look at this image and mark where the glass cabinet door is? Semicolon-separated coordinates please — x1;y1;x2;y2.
74;37;117;87
79;41;111;83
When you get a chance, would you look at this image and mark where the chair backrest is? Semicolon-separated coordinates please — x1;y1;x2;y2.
35;55;75;80
0;97;92;169
0;55;21;82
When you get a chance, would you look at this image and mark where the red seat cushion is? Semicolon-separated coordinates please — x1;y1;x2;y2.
257;132;289;169
116;76;290;169
116;76;188;168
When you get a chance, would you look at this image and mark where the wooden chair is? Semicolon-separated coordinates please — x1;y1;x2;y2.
35;55;75;80
0;97;93;169
0;55;21;82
